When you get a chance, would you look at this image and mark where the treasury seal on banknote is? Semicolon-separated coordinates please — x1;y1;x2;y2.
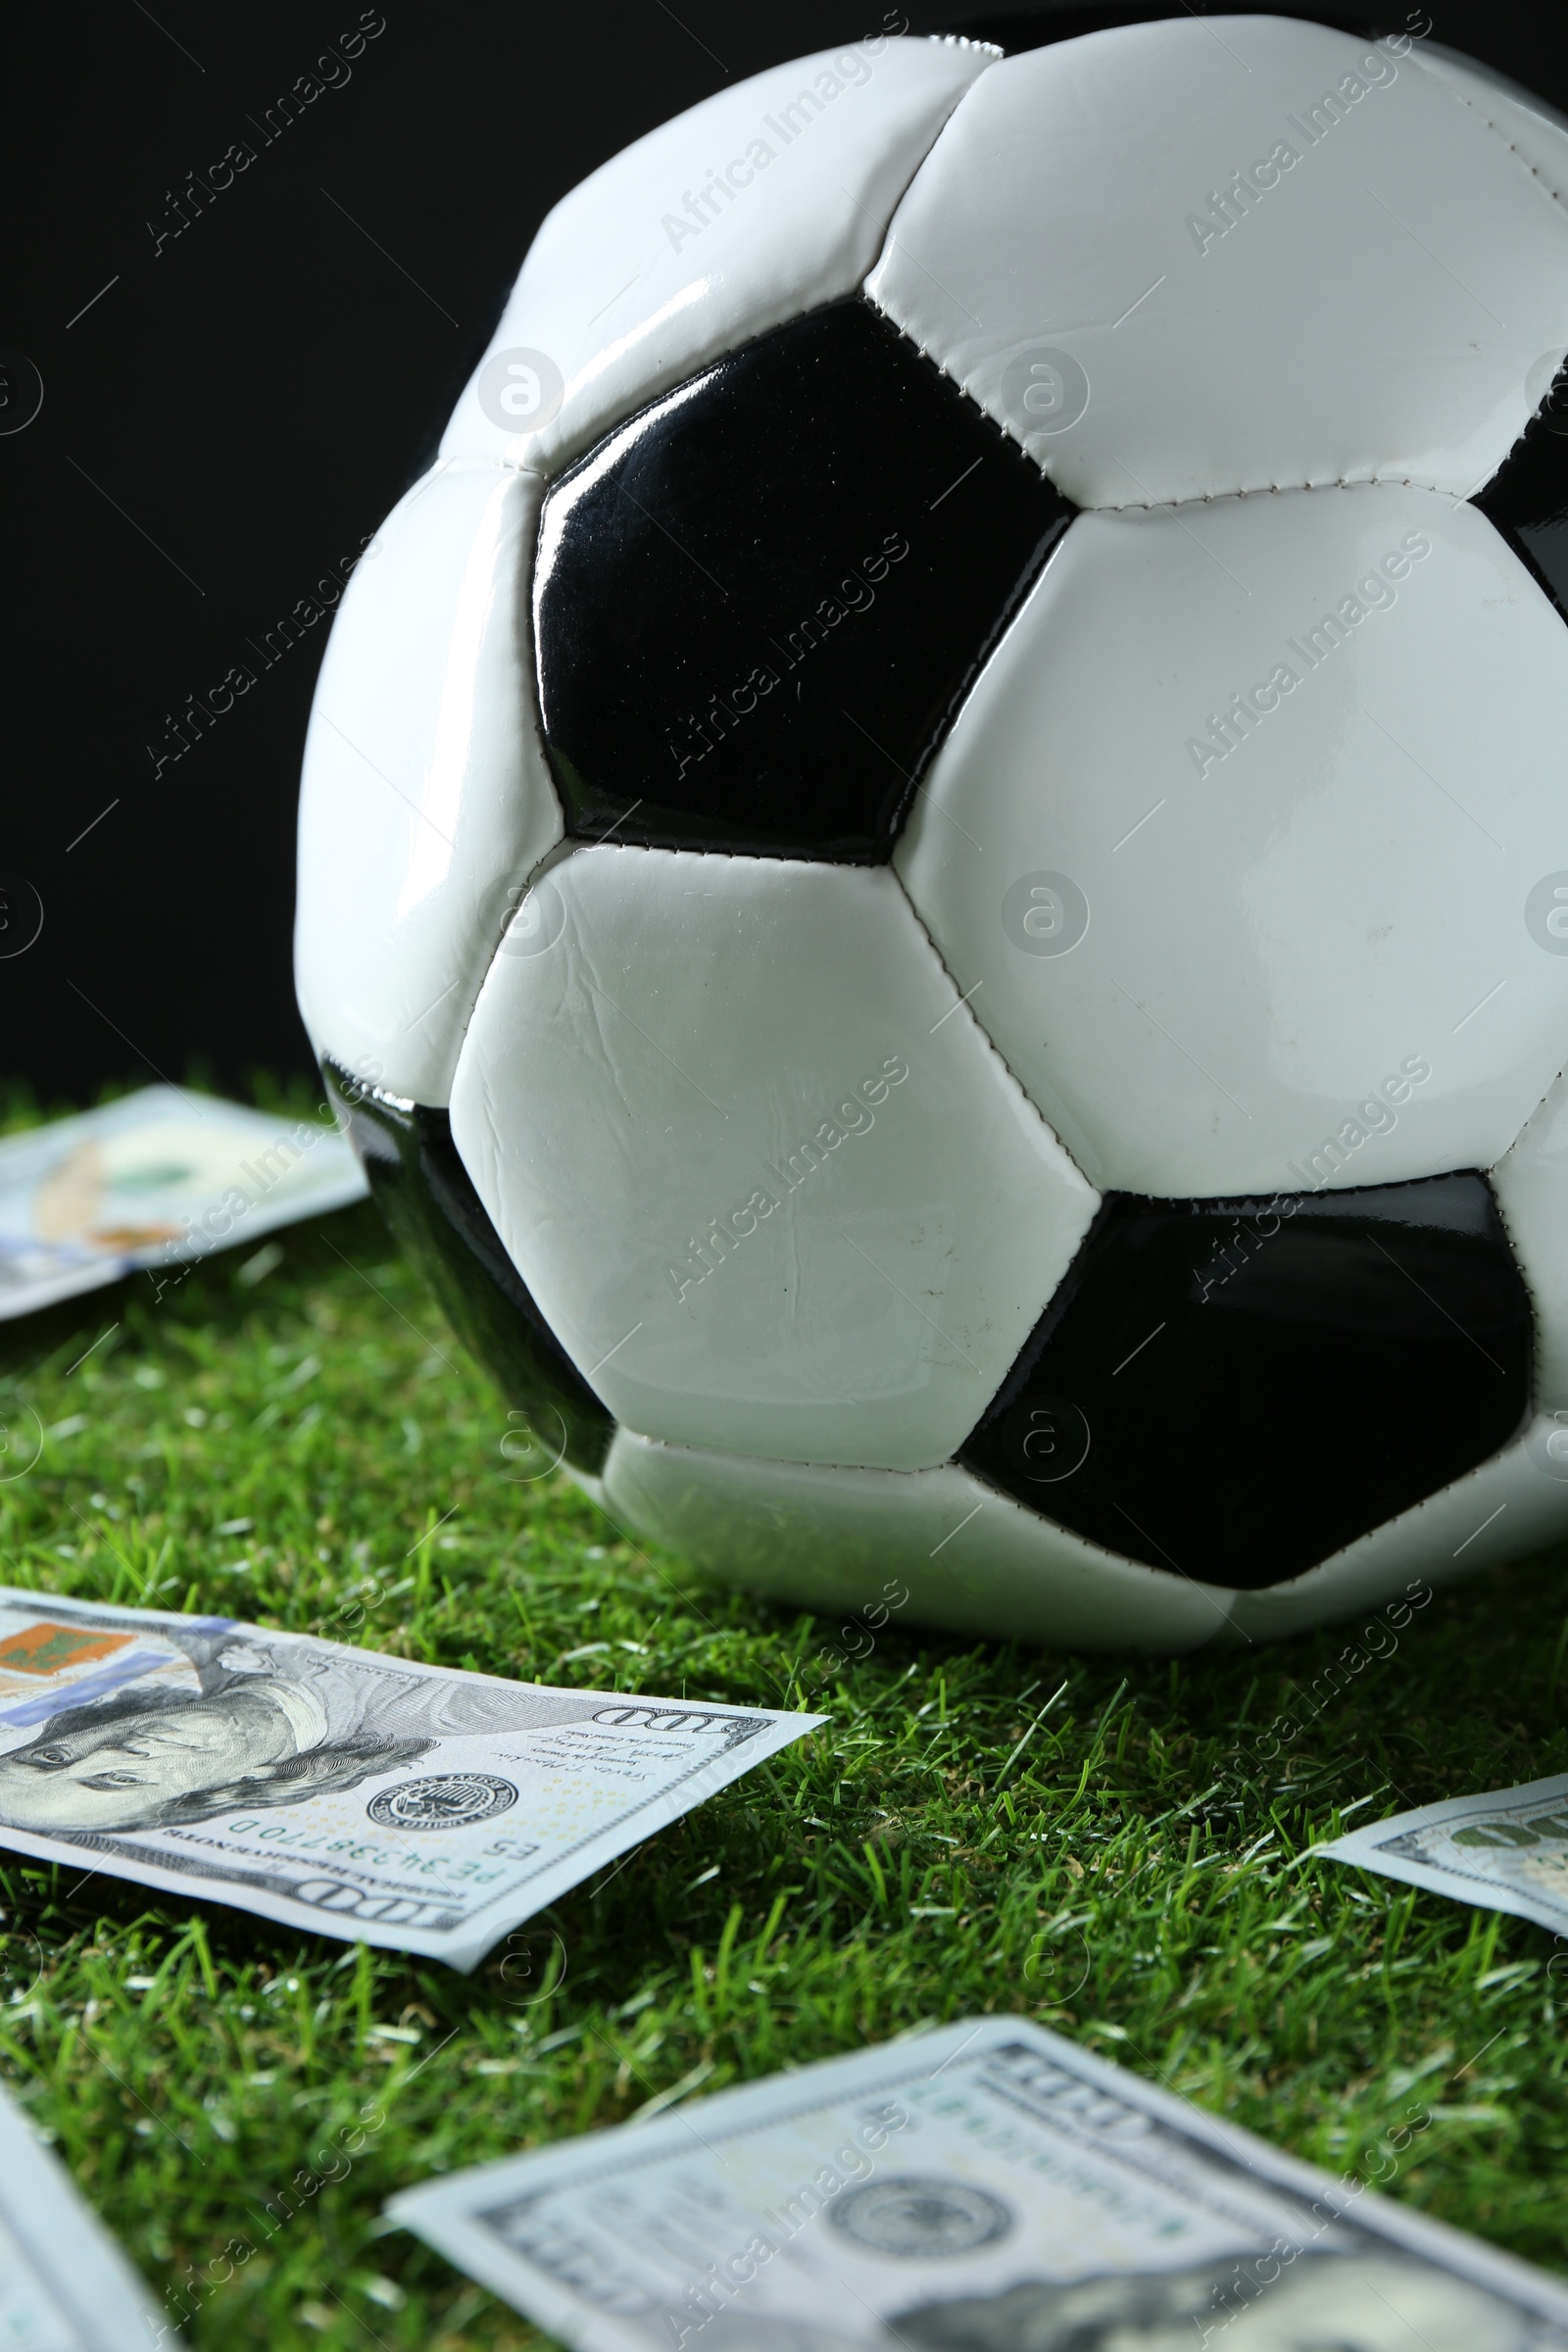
827;2177;1013;2257
368;1774;519;1830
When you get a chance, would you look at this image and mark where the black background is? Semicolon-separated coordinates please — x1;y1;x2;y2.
4;0;1562;1104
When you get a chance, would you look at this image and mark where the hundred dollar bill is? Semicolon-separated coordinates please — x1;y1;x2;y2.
388;2015;1568;2352
0;1589;821;1971
1320;1772;1568;1936
0;1085;366;1322
0;2074;172;2347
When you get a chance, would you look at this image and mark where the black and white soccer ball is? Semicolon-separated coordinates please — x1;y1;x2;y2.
297;13;1568;1652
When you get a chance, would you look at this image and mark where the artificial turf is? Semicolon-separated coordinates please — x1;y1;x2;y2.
1;1096;1567;2347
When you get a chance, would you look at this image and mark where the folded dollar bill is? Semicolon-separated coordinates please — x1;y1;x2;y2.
1320;1772;1568;1937
0;2074;172;2348
0;1085;367;1321
388;2015;1568;2351
0;1589;821;1970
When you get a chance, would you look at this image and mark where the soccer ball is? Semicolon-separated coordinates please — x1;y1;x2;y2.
296;14;1568;1652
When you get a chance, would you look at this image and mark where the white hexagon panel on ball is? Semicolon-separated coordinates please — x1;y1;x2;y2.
294;462;563;1108
448;847;1099;1470
439;36;993;477
864;15;1568;507
897;482;1568;1199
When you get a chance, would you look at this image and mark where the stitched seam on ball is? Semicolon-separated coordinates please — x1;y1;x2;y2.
1490;1059;1568;1217
617;1432;1197;1566
1084;475;1443;514
617;1431;956;1482
888;865;1100;1208
1420;74;1568;215
860;331;1455;512
869;300;1082;507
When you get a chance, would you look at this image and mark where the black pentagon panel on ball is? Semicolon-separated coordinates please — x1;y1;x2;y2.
1474;360;1568;621
321;1060;612;1477
533;296;1075;862
959;1173;1533;1591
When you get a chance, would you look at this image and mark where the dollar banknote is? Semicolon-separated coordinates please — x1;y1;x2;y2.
1320;1772;1568;1936
0;1084;366;1322
388;2015;1568;2352
0;1589;822;1970
0;2075;172;2348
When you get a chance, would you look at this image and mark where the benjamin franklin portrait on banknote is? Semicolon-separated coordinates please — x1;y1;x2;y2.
0;1599;603;1837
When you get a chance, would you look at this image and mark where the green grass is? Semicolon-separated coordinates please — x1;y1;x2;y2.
2;1186;1567;2346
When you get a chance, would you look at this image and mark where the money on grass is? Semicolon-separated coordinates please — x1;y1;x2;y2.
0;1085;366;1321
0;1589;821;1970
1320;1771;1568;1936
0;2074;172;2349
389;2014;1568;2352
